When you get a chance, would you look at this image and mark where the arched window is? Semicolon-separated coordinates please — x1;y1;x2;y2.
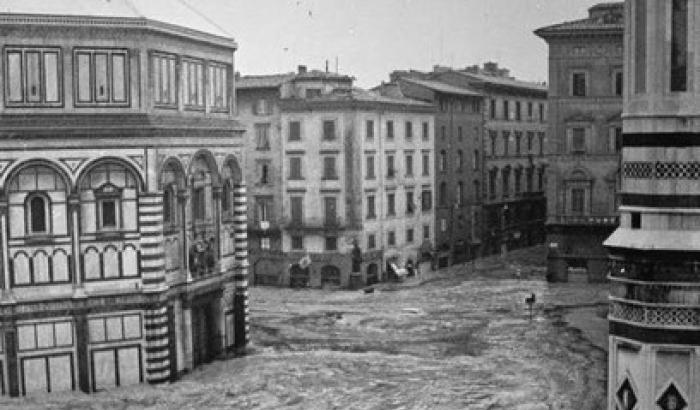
160;159;185;228
221;181;231;213
79;162;139;232
163;186;178;225
28;194;48;234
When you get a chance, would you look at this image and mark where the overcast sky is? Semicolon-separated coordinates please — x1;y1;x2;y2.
192;0;606;88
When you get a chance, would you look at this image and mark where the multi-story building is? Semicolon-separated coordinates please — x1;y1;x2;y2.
536;2;624;282
239;66;435;288
377;76;484;267
429;64;548;256
605;0;700;408
0;1;249;396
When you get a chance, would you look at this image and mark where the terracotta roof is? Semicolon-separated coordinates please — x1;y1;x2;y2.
535;2;624;37
0;0;232;39
455;71;547;92
400;77;482;97
236;74;296;90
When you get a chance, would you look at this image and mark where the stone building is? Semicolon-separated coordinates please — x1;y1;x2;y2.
428;65;548;256
239;67;435;288
0;1;249;396
377;76;484;267
536;2;624;282
605;0;700;408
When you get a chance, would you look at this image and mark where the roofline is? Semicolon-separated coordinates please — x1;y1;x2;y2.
280;98;436;114
534;25;623;40
0;13;237;49
399;77;483;98
454;72;547;96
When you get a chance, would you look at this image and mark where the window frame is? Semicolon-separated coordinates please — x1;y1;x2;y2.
25;192;51;236
322;119;337;141
94;184;122;231
255;123;271;150
181;57;206;110
289;120;302;141
151;51;178;108
571;71;588;97
5;46;64;108
207;61;230;112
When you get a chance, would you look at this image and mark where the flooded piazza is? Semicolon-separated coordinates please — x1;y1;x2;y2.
1;248;609;410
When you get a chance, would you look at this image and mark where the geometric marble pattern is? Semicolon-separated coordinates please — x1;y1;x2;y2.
657;383;687;410
624;161;700;179
616;378;637;410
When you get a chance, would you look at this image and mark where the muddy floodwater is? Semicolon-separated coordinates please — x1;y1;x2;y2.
1;247;609;410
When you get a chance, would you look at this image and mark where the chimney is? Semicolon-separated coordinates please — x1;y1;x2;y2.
297;65;307;75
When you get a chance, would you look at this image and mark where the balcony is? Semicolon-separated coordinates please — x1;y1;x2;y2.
548;214;619;226
608;274;700;329
285;218;345;232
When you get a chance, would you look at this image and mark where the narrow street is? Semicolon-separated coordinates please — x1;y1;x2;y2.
2;247;609;410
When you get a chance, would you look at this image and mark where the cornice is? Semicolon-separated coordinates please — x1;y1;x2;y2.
0;13;237;49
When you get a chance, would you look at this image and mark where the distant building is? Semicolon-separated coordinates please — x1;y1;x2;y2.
376;75;484;267
605;0;700;408
536;2;624;282
0;1;248;396
428;64;549;256
238;66;435;288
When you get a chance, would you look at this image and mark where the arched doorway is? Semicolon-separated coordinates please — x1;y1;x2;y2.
366;263;379;285
290;264;309;288
320;265;341;287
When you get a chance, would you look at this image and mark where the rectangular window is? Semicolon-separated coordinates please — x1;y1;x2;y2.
490;99;496;119
406;191;415;215
367;195;376;219
609;127;623;152
515;132;522;155
614;71;623;96
572;128;586;153
527;102;533;119
366;156;375;179
291;235;304;250
422;122;429;140
208;62;229;110
405;121;413;140
441;125;447;139
289;157;303;180
289;121;301;141
631;212;641;229
325;237;337;251
323;120;336;140
255;123;271;150
387;155;395;178
539;103;545;122
405;154;413;177
457;126;463;140
290;197;303;224
182;59;205;108
572;72;586;97
193;188;206;220
387;193;396;216
152;53;177;106
387;231;396;246
502;132;510;156
5;47;62;106
423;224;430;240
635;0;647;93
386;121;394;140
18;321;74;351
98;199;118;229
571;188;585;214
538;132;545;155
515;101;522;120
473;150;479;170
366;120;374;140
260;237;271;250
367;234;376;249
503;100;509;120
421;190;432;211
324;196;338;228
322;157;337;180
406;228;414;243
254;99;270;115
422;153;430;176
671;0;688;92
527;131;534;152
256;199;270;223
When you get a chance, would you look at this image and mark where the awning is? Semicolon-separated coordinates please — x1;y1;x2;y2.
604;228;700;252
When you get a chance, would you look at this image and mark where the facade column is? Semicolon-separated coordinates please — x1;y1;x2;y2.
143;303;170;384
0;203;13;303
181;301;194;370
138;192;167;292
232;183;249;350
68;194;86;298
178;189;191;281
4;324;18;396
212;186;222;262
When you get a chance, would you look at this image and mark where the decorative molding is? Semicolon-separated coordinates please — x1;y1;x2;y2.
59;158;88;174
128;155;145;170
624;161;700;180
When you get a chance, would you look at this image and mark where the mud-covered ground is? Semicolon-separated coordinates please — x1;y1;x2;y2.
2;247;609;410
